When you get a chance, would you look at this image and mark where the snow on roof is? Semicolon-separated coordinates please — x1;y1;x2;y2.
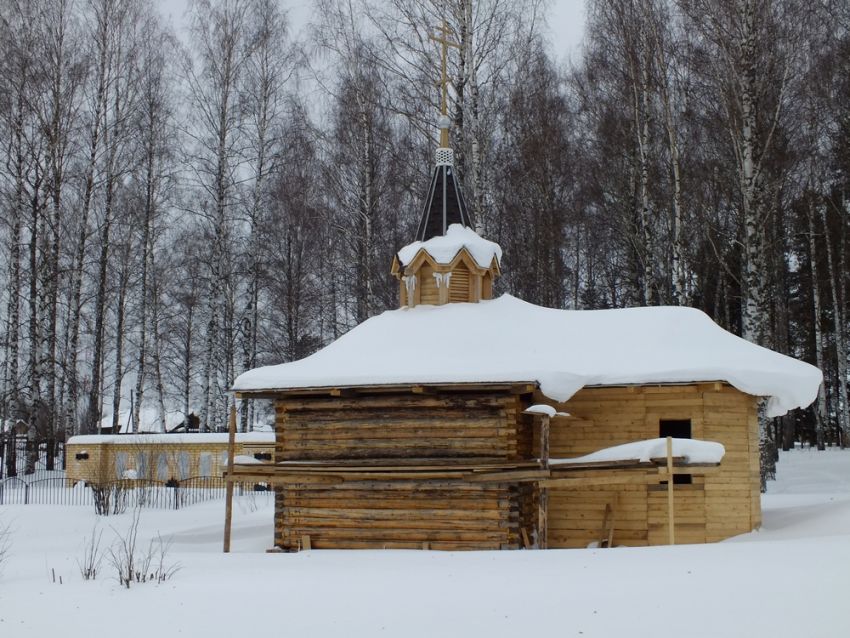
233;294;822;418
99;408;188;433
397;224;502;269
550;438;725;466
66;432;275;446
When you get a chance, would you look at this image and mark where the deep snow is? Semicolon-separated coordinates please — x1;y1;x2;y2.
0;448;848;637
233;295;821;418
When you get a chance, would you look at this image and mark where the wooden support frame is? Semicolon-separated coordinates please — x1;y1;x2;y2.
666;436;675;545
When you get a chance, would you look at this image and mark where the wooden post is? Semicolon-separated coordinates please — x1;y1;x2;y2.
538;487;548;549
539;414;550;470
535;413;551;549
666;435;675;545
223;403;237;553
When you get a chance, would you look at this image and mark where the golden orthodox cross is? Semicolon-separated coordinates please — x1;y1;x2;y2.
429;19;459;147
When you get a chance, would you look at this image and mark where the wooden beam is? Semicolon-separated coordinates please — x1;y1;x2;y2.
464;469;549;482
329;388;356;398
411;385;436;394
234;381;539;399
539;473;657;488
227;473;344;485
223;403;237;553
521;528;532;549
510;383;537;394
659;466;720;475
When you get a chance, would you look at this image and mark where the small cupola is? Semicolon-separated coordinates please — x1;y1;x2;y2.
390;21;501;308
392;223;501;306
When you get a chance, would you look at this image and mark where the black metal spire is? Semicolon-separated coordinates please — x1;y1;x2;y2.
414;149;474;241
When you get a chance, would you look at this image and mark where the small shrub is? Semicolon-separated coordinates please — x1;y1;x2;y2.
107;508;181;588
78;524;104;581
91;482;128;516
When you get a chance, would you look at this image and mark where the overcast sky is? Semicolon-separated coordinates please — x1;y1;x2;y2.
155;0;586;60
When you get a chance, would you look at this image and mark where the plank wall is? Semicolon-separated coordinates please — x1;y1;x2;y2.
273;392;530;550
542;384;761;547
418;265;440;305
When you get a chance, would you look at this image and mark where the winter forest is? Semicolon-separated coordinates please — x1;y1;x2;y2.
0;0;848;478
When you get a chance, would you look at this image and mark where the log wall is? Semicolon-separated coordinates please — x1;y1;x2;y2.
275;481;521;550
273;392;529;550
544;384;761;547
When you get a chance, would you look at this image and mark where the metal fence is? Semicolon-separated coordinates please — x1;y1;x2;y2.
0;474;271;510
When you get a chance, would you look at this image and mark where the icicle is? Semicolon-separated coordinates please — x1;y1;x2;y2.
403;275;416;304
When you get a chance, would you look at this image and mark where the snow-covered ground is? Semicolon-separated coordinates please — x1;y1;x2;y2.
1;448;848;638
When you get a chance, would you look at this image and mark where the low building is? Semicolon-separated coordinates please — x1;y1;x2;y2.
66;432;275;484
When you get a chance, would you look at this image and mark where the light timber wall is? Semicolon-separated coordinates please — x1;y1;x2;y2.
66;436;274;484
391;250;499;308
273;392;532;550
542;383;761;547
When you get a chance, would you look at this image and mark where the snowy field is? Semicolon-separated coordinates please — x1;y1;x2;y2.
1;448;849;638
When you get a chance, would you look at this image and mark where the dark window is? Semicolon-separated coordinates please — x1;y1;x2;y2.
660;419;692;484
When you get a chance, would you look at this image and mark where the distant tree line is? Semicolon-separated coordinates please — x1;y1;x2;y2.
0;0;847;484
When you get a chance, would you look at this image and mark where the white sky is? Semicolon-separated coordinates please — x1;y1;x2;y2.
546;0;586;62
154;0;585;60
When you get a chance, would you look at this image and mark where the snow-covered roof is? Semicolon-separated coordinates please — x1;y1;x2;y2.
67;432;275;445
397;224;502;270
233;294;822;418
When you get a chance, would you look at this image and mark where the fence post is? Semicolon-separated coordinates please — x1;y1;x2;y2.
24;482;29;505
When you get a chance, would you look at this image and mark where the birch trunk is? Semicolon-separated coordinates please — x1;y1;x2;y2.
6;88;26;429
821;203;849;446
183;302;194;427
149;254;168;432
808;203;827;450
647;9;686;305
356;106;375;324
28;170;42;413
67;2;109;436
132;132;156;433
111;260;129;433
